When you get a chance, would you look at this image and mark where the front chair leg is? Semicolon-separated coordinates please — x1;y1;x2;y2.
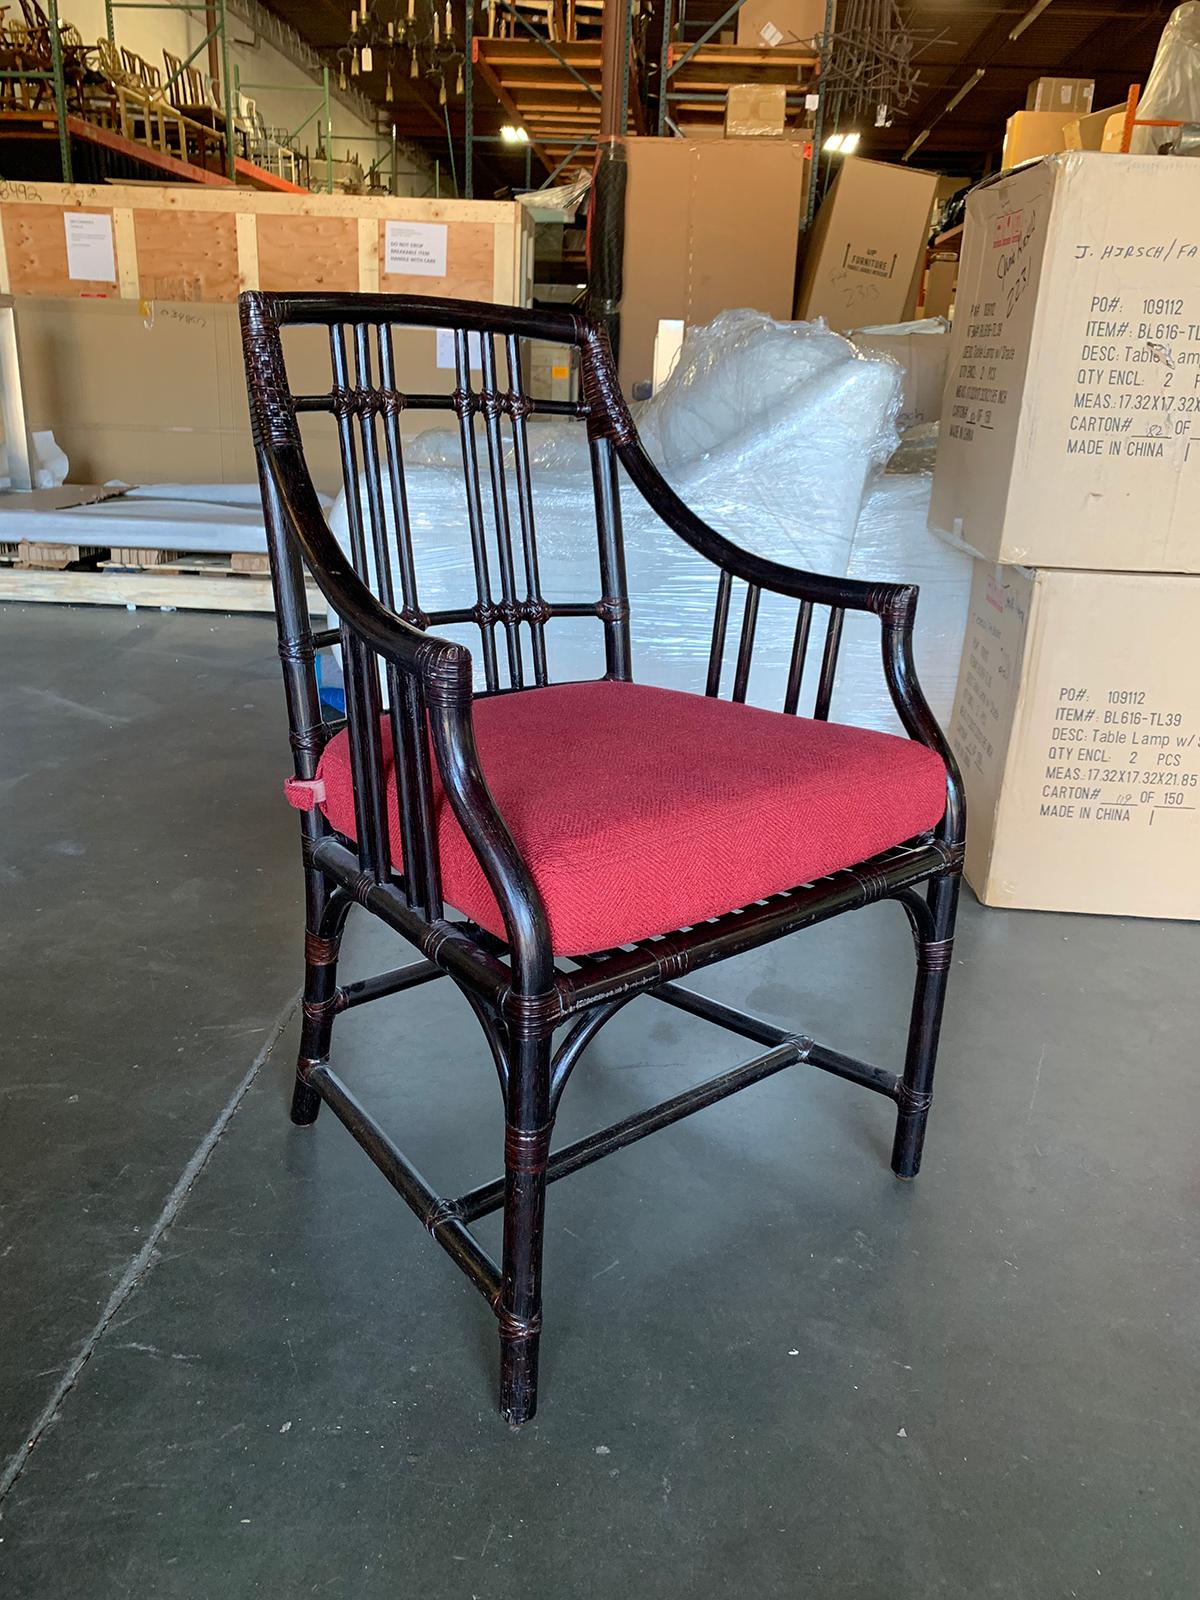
498;1037;553;1427
892;873;960;1180
291;881;350;1126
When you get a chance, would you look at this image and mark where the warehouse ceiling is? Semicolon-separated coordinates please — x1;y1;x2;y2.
864;0;1170;170
263;0;1173;181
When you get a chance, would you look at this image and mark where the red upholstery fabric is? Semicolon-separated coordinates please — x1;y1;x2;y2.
315;681;947;957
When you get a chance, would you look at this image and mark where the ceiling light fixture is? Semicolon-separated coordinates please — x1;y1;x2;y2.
903;67;985;161
1009;0;1056;42
337;0;463;108
944;67;986;115
500;123;529;144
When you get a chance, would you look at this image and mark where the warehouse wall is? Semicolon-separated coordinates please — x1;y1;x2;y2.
65;0;433;193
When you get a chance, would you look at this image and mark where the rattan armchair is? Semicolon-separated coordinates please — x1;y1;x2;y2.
241;291;965;1427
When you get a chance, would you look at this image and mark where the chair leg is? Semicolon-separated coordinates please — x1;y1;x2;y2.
498;1034;552;1427
291;878;349;1127
892;872;960;1181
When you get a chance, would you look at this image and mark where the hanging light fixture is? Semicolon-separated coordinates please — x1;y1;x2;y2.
337;1;467;113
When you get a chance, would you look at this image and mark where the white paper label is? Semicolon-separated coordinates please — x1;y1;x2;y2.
384;220;448;277
435;327;483;370
64;212;116;282
758;20;784;45
805;92;820;111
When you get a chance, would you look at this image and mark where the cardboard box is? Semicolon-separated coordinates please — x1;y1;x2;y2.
923;257;957;318
736;0;829;48
1063;102;1125;150
1101;112;1127;152
619;136;809;393
950;561;1200;919
794;157;938;332
1001;110;1075;168
725;83;787;137
930;153;1200;573
849;326;950;429
1026;76;1094;114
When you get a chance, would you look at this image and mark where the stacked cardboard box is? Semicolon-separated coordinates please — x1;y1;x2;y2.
1026;76;1094;113
1063;103;1126;151
735;0;829;47
931;152;1200;919
724;83;787;137
1001;110;1076;168
795;157;939;332
619;135;810;394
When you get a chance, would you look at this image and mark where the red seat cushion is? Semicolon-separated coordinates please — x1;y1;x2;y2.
316;681;947;957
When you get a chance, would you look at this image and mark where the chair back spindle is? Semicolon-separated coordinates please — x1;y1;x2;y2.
242;292;639;913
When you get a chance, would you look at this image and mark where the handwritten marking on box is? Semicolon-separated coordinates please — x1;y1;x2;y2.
64;213;116;282
384;220;448;277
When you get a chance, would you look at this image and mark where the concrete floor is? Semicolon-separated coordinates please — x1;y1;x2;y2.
1;605;1197;1599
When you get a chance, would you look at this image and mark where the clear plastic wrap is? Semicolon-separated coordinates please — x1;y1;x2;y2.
324;315;973;732
1131;1;1200;154
380;311;903;565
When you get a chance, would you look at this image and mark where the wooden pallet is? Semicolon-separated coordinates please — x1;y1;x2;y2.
0;546;308;612
16;540;109;570
101;549;270;577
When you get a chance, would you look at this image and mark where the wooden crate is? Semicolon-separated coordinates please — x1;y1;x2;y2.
0;184;533;306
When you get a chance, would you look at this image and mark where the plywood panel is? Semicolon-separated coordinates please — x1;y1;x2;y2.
134;208;238;302
2;204;120;297
378;218;495;299
0;185;531;308
255;215;359;294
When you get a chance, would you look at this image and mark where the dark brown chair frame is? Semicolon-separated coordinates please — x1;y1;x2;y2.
241;290;965;1427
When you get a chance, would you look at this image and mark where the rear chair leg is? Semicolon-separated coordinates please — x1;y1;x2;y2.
498;1037;553;1427
291;884;349;1127
892;873;960;1180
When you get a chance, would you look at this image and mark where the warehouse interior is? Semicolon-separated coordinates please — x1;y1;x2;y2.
1;2;1197;1595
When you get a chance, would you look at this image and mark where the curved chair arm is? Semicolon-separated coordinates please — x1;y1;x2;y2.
260;447;557;995
614;438;965;847
615;437;916;620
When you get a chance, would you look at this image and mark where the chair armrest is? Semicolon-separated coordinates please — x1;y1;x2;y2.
260;445;467;691
260;448;557;985
616;437;965;845
616;438;916;620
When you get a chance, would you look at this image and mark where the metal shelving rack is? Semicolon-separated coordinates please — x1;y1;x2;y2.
0;0;73;180
105;0;237;182
461;0;829;209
